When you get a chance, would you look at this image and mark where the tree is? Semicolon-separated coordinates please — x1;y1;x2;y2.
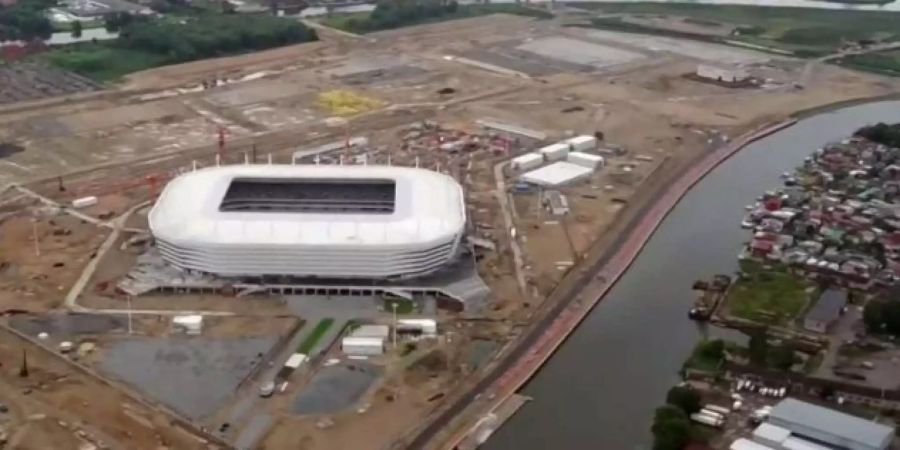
71;20;82;38
864;301;900;336
696;339;725;363
748;330;769;366
769;345;796;371
665;386;702;415
651;405;691;450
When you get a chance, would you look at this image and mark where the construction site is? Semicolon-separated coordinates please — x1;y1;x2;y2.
0;11;898;450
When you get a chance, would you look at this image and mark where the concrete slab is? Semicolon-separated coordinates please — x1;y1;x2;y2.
292;361;381;415
99;336;277;420
10;313;126;337
516;36;645;69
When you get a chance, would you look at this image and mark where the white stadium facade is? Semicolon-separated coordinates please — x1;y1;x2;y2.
148;164;467;280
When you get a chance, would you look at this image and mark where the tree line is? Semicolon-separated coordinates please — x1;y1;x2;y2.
0;0;54;41
855;122;900;148
111;14;317;63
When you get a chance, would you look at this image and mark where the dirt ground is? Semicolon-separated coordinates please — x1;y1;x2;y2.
0;325;214;449
0;11;897;450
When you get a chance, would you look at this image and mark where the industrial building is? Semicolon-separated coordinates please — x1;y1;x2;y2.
803;289;848;333
149;164;466;280
520;162;594;187
759;398;895;450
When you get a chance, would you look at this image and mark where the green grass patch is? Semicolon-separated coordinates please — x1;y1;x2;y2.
570;2;900;56
727;264;810;325
384;297;416;315
838;50;900;77
317;3;551;34
39;45;167;81
297;318;335;354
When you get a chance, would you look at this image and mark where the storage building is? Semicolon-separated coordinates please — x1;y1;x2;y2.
511;153;544;171
538;143;570;162
397;319;437;336
341;336;385;356
567;151;605;169
520;162;593;187
803;289;847;333
565;135;598;152
768;398;894;450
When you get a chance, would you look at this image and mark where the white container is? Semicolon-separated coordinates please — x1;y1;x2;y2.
567;151;604;169
341;336;384;356
284;353;307;369
398;319;438;336
690;412;723;428
565;135;598;152
71;196;98;209
511;153;544;171
704;404;731;415
538;143;570;162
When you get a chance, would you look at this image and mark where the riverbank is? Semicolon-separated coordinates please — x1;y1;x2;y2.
455;119;797;447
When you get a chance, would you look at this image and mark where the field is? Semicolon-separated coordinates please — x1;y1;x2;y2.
39;45;169;82
298;318;336;354
726;262;811;325
839;50;900;76
572;2;900;56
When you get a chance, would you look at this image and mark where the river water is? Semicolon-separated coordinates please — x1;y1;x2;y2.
483;100;900;450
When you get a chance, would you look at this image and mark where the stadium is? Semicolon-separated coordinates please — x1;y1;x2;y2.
148;164;467;280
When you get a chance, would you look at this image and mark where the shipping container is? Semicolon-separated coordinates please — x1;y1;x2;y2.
71;196;98;209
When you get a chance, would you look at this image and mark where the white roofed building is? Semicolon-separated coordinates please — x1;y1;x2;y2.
149;164;466;280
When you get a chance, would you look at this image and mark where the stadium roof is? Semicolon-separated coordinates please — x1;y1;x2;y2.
149;165;465;248
769;398;894;450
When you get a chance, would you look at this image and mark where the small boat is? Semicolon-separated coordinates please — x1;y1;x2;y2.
741;219;754;229
744;204;755;211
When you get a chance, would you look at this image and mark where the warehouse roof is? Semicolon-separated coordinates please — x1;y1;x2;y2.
520;162;593;187
804;289;847;324
770;398;894;450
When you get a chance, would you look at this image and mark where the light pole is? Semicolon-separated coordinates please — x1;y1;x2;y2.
391;302;398;349
126;295;133;335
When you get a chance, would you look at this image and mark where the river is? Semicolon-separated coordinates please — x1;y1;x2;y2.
482;100;900;450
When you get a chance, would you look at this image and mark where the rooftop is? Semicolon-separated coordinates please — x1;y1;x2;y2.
803;289;847;324
769;398;894;450
149;164;465;248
